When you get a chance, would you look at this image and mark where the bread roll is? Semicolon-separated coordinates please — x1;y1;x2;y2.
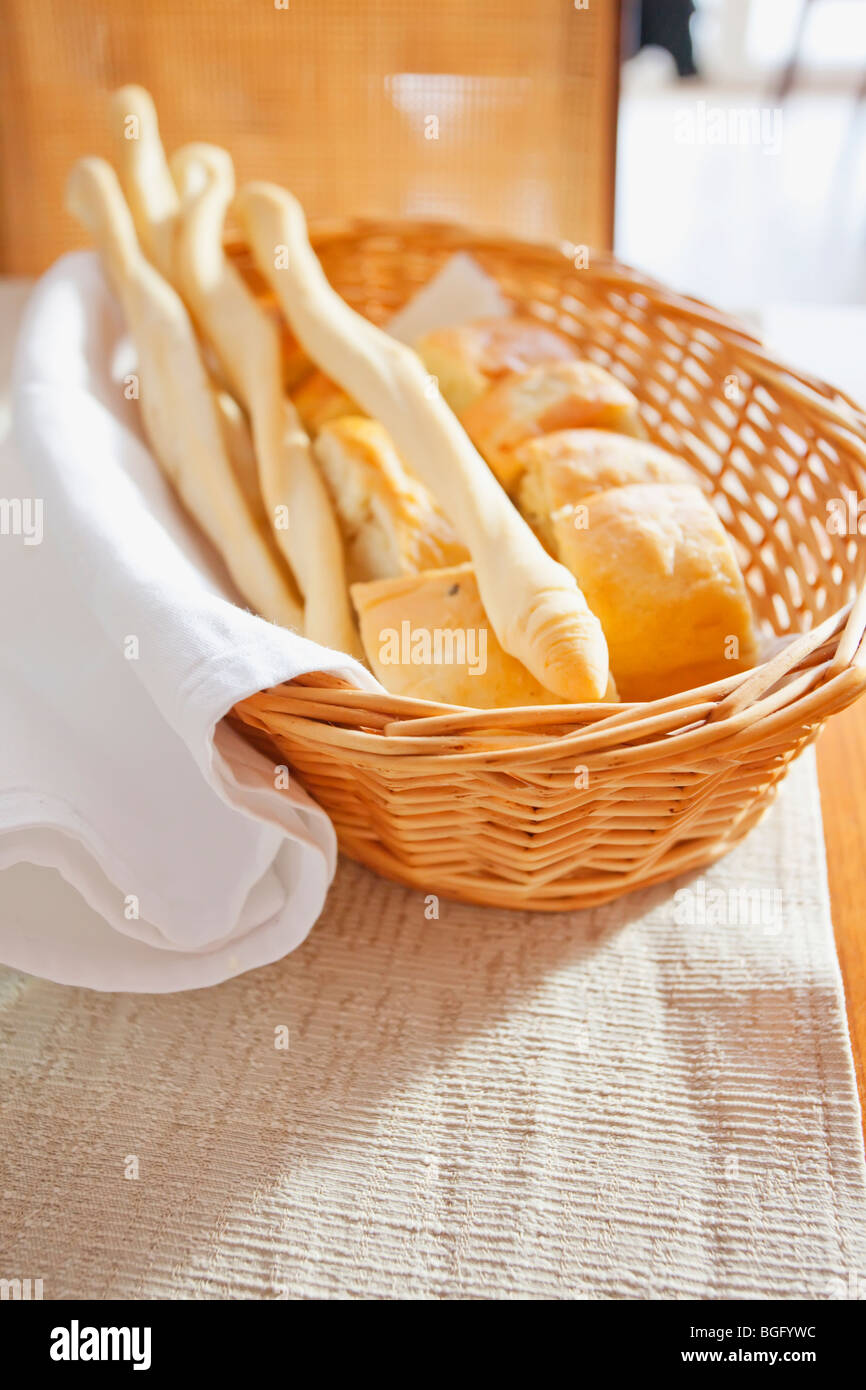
554;483;757;700
314;417;468;583
352;563;616;708
516;429;699;550
416;316;577;413
460;360;646;491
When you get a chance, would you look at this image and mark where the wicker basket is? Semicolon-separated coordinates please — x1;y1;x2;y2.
230;219;866;911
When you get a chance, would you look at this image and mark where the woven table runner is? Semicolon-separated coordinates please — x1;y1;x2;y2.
1;748;864;1299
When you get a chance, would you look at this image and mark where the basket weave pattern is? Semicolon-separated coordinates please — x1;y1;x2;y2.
231;220;866;910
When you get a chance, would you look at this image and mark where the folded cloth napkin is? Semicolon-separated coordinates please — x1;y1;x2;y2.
1;250;507;992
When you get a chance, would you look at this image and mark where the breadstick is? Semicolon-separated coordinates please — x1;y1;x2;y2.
214;389;267;528
235;183;609;700
65;157;303;631
214;387;303;603
170;145;362;658
110;85;180;282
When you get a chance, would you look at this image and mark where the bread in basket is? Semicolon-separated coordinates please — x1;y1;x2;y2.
68;88;866;912
222;221;866;909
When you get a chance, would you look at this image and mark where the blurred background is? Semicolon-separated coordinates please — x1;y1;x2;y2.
1;0;863;311
619;0;866;307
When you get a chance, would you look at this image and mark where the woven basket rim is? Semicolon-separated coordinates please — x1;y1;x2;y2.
233;216;866;751
234;215;866;419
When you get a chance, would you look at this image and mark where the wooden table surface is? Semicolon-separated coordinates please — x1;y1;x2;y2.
759;306;866;1151
817;699;866;1147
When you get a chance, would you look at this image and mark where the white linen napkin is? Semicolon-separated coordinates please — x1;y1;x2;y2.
0;251;505;992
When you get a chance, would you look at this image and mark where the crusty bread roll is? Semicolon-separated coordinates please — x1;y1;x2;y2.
516;429;699;550
314;417;468;583
352;562;616;708
237;183;610;701
292;370;362;433
460;360;646;492
554;482;758;701
416;316;578;414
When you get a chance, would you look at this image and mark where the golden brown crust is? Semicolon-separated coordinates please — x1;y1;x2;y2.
554;482;758;701
351;563;613;708
416;315;578;413
313;417;468;583
516;429;699;548
460;360;646;491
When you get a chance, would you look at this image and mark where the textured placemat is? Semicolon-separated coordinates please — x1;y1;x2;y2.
1;749;864;1299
